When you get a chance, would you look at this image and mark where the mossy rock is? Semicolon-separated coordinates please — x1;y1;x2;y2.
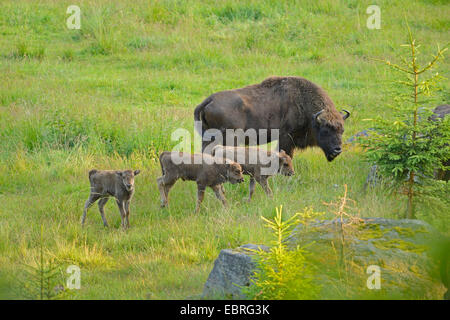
203;219;446;299
289;218;446;299
372;239;428;254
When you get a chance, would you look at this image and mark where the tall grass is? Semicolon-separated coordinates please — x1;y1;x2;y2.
0;0;448;299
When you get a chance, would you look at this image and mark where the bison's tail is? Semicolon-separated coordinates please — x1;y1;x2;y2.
194;97;212;135
158;152;169;176
88;169;97;179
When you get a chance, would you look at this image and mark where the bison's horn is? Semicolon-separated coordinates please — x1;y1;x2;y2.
341;109;350;120
313;110;324;122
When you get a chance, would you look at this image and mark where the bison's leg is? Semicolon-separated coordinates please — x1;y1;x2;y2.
157;176;167;207
164;181;175;197
124;200;131;228
248;177;256;202
277;137;295;159
212;184;228;208
81;193;100;226
157;176;176;207
97;197;109;227
116;199;127;229
195;184;206;213
256;176;273;197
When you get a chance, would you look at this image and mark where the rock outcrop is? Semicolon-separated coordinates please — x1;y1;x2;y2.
202;218;447;299
202;244;268;299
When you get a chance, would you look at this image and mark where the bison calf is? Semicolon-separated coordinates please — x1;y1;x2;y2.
212;146;294;201
81;169;140;229
157;152;244;213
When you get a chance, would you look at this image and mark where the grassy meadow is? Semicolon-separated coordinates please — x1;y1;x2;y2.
0;0;448;299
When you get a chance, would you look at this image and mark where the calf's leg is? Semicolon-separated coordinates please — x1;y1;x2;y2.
248;177;256;202
116;199;128;229
124;200;131;228
212;184;228;208
81;193;100;226
256;176;273;197
157;176;176;207
195;184;206;213
98;197;109;227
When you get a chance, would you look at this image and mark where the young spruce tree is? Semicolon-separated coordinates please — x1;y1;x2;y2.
364;24;449;219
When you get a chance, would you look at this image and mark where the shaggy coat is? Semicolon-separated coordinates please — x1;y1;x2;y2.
194;76;350;161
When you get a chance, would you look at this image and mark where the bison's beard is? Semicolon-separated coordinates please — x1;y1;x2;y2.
326;153;337;162
325;150;342;162
319;144;342;162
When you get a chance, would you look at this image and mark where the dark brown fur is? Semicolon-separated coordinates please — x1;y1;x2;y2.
194;76;349;161
81;169;140;229
157;152;244;213
212;146;294;201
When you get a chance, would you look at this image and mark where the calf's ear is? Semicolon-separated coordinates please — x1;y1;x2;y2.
115;171;123;177
134;169;141;176
277;149;287;162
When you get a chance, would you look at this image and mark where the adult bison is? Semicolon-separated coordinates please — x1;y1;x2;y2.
194;76;350;161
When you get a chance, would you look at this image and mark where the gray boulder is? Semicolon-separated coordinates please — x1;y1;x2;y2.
430;104;450;121
202;244;268;299
346;128;374;144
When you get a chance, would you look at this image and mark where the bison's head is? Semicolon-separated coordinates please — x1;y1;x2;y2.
277;150;295;176
226;162;245;184
312;109;350;162
116;169;141;192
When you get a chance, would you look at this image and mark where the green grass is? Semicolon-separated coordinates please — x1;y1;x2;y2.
0;0;448;299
